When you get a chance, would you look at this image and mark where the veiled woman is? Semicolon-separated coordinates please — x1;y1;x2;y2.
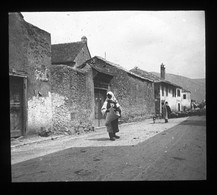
101;91;121;141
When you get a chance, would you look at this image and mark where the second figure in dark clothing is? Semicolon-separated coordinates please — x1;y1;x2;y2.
162;101;171;123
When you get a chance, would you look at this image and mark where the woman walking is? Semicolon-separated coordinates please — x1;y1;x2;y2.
101;91;121;141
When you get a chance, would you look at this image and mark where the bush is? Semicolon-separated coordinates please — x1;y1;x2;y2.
170;112;178;118
170;108;206;118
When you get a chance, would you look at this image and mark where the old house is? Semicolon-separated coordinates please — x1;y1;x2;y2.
9;12;52;137
79;56;155;127
130;64;190;115
51;36;91;68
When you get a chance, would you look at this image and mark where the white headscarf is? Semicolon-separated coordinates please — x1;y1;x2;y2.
101;91;120;115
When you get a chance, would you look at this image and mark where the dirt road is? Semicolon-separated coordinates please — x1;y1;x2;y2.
11;116;206;181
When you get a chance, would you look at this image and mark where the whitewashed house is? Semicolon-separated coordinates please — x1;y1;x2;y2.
181;89;191;111
130;64;191;115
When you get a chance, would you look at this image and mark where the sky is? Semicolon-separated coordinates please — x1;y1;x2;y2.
21;11;205;79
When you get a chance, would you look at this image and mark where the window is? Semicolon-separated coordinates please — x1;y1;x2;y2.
166;87;168;96
162;86;164;96
183;94;186;99
177;89;180;97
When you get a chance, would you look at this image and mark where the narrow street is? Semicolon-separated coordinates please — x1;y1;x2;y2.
11;116;206;181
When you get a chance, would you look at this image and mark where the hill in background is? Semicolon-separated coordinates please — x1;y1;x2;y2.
150;72;205;102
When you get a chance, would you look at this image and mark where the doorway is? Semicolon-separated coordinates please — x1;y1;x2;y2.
178;103;181;111
10;75;26;138
94;89;107;127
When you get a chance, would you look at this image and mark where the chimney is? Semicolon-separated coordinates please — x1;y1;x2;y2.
81;36;87;43
160;63;165;80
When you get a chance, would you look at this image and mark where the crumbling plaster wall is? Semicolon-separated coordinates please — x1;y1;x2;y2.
50;64;94;134
9;13;53;135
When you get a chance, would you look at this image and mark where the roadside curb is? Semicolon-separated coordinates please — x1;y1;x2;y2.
11;119;154;148
11;135;66;149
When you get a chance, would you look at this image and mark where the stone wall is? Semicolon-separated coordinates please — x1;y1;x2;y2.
88;57;155;123
50;64;95;135
9;12;53;135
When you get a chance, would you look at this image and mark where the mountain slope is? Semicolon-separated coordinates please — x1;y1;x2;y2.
151;72;205;102
192;79;206;88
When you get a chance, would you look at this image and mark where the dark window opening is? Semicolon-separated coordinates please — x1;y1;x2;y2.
177;89;180;97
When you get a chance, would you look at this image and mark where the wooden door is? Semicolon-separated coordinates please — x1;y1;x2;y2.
155;99;160;115
154;84;161;115
178;103;181;111
94;89;106;126
10;76;24;138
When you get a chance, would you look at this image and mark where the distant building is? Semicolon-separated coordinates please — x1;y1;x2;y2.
130;64;191;115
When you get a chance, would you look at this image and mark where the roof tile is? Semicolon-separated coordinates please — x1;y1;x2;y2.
130;67;182;88
51;42;85;64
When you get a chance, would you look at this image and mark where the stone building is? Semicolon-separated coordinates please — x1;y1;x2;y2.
9;12;52;137
79;56;155;127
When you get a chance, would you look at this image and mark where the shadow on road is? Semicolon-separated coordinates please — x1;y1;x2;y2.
11;116;206;182
177;118;206;127
12;118;206;182
87;137;110;141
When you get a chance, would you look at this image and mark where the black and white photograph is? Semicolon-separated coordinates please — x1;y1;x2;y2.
9;11;206;182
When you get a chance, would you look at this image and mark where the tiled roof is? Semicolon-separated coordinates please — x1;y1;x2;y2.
182;89;191;93
94;56;154;82
130;67;182;88
156;80;182;89
95;56;129;72
92;64;114;77
51;42;85;64
130;67;161;81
